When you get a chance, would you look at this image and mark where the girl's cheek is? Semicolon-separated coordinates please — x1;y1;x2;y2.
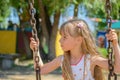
59;38;63;43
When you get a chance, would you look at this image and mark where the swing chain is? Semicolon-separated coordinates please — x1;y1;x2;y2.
29;0;41;80
29;0;37;40
105;0;117;80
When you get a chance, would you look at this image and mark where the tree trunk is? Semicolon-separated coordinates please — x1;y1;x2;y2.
38;0;50;60
22;31;32;58
38;0;61;60
38;0;49;39
48;11;60;60
44;6;52;35
74;4;79;17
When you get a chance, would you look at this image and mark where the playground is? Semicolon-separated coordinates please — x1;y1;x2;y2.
0;69;62;80
0;0;120;80
0;59;63;80
0;70;62;80
0;60;120;80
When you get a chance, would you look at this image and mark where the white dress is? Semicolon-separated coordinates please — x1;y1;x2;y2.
61;54;95;80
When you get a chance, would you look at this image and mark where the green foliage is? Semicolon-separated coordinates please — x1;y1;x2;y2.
0;0;119;30
10;0;28;16
111;1;120;19
98;47;108;58
0;0;10;22
10;0;28;10
98;23;106;30
42;0;71;15
0;0;28;22
34;0;40;12
10;0;31;22
83;0;105;18
83;0;120;19
83;0;120;30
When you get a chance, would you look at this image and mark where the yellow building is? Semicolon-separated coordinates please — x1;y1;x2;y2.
55;31;63;57
0;31;16;54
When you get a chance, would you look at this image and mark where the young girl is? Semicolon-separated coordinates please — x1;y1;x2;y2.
30;19;120;80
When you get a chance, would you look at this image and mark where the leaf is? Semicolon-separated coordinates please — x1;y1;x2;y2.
73;0;78;4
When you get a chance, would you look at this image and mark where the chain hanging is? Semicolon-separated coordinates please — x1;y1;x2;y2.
28;0;41;80
105;0;117;80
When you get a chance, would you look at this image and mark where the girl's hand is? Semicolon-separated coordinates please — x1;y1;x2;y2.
30;37;40;69
106;29;118;46
30;37;39;51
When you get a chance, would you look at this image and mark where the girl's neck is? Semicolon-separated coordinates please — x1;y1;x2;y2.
70;50;84;65
70;49;84;60
70;53;83;60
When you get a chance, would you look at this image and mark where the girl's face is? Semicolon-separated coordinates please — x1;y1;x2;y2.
59;32;78;51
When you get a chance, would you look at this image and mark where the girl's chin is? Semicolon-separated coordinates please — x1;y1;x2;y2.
63;49;69;52
62;48;69;52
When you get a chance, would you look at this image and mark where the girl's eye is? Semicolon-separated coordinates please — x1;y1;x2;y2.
64;36;66;38
61;34;68;40
64;36;67;39
61;36;66;40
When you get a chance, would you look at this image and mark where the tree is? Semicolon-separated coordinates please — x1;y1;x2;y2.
83;0;120;30
10;0;32;58
37;0;71;60
1;0;119;60
30;0;120;60
0;0;10;22
0;0;10;29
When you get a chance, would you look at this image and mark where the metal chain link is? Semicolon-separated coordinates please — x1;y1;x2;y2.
105;0;117;80
28;0;41;80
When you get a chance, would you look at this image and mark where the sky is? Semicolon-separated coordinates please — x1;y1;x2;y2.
7;4;96;32
58;4;96;32
7;7;19;25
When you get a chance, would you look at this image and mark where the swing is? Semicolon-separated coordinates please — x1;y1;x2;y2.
105;0;117;80
28;0;117;80
29;0;41;80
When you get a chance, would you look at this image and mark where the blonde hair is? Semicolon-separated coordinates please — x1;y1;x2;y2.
60;19;104;80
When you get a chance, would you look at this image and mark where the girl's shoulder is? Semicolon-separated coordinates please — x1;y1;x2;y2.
88;54;99;71
90;54;107;65
90;53;100;59
85;54;97;60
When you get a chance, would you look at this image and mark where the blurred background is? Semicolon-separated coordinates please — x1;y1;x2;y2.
0;0;120;80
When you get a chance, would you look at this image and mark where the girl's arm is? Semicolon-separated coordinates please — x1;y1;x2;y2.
112;41;120;73
30;37;62;74
92;29;120;73
40;55;62;74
